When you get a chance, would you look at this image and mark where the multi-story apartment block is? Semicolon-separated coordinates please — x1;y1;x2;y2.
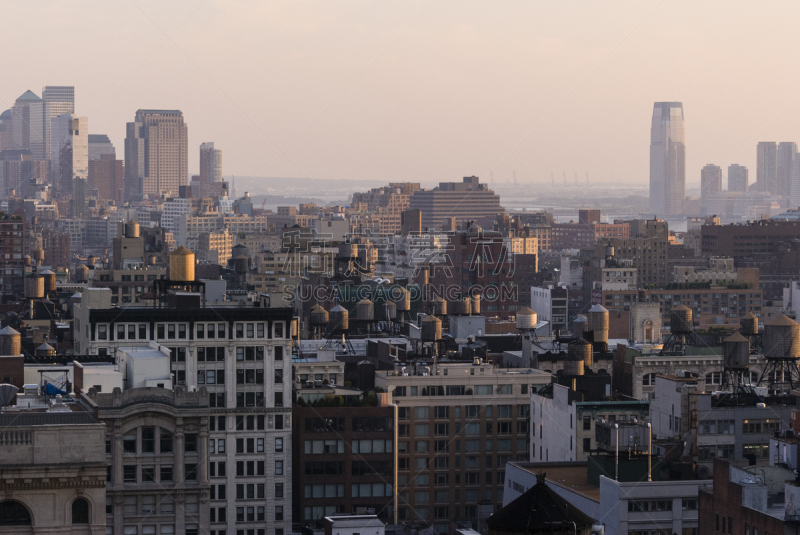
73;287;294;535
0;214;25;295
351;183;421;235
292;399;395;526
176;214;270;251
199;229;234;265
408;176;503;230
375;362;551;534
592;219;669;287
550;220;629;250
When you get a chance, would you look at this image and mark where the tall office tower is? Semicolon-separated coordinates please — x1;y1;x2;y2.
51;114;88;215
88;134;116;161
0;109;12;150
777;142;798;198
700;164;722;216
11;90;45;159
649;102;685;216
756;142;777;193
125;109;188;199
42;85;75;165
199;142;222;197
727;164;749;192
791;154;800;208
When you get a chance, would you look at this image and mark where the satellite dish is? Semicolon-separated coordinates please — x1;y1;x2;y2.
0;383;19;408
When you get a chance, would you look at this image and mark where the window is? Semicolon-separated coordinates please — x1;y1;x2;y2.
72;499;89;524
123;433;136;454
275;460;284;475
185;434;198;453
142;427;155;453
160;465;173;482
275;506;284;521
160;431;173;453
185;464;198;481
642;373;656;386
122;465;137;483
142;466;155;482
275;437;284;452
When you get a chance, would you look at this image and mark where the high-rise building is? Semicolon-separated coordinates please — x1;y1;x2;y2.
0;109;12;151
200;142;222;196
727;164;748;192
0;214;25;295
375;363;552;533
73;289;294;535
125;109;188;199
756;141;777;193
89;154;124;202
88;134;116;161
649;102;685;216
51;114;88;215
11;90;46;159
777;142;797;198
700;164;722;215
42;85;75;165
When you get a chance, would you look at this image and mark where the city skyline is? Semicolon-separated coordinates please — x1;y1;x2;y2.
6;2;800;190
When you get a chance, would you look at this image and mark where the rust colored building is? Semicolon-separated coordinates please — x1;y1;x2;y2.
699;459;787;535
550;221;629;250
292;405;395;527
88;153;124;201
42;227;70;269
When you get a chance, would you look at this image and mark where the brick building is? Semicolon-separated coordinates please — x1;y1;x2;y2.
699;459;788;535
292;403;395;526
702;219;800;300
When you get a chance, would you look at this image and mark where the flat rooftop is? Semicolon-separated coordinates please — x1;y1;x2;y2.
512;462;600;502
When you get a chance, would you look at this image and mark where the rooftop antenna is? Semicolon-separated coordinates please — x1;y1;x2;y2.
586;172;590;185
489;170;494;184
574;172;578;185
513;170;518;187
551;172;555;187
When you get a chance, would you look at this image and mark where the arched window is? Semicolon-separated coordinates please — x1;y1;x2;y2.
642;373;657;386
0;500;31;525
72;498;89;524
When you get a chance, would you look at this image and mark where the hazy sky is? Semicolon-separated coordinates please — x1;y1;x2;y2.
4;0;800;191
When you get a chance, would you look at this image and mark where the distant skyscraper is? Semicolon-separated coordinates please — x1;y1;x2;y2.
700;164;722;216
756;142;777;193
11;90;45;159
51;114;88;216
42;86;75;166
199;142;222;196
727;164;748;192
124;109;188;199
88;134;116;161
649;102;685;216
777;142;797;198
0;109;12;151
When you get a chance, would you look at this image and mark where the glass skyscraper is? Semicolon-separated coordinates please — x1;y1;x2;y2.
649;102;685;216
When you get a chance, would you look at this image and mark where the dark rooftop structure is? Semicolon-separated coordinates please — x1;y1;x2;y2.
488;476;597;535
